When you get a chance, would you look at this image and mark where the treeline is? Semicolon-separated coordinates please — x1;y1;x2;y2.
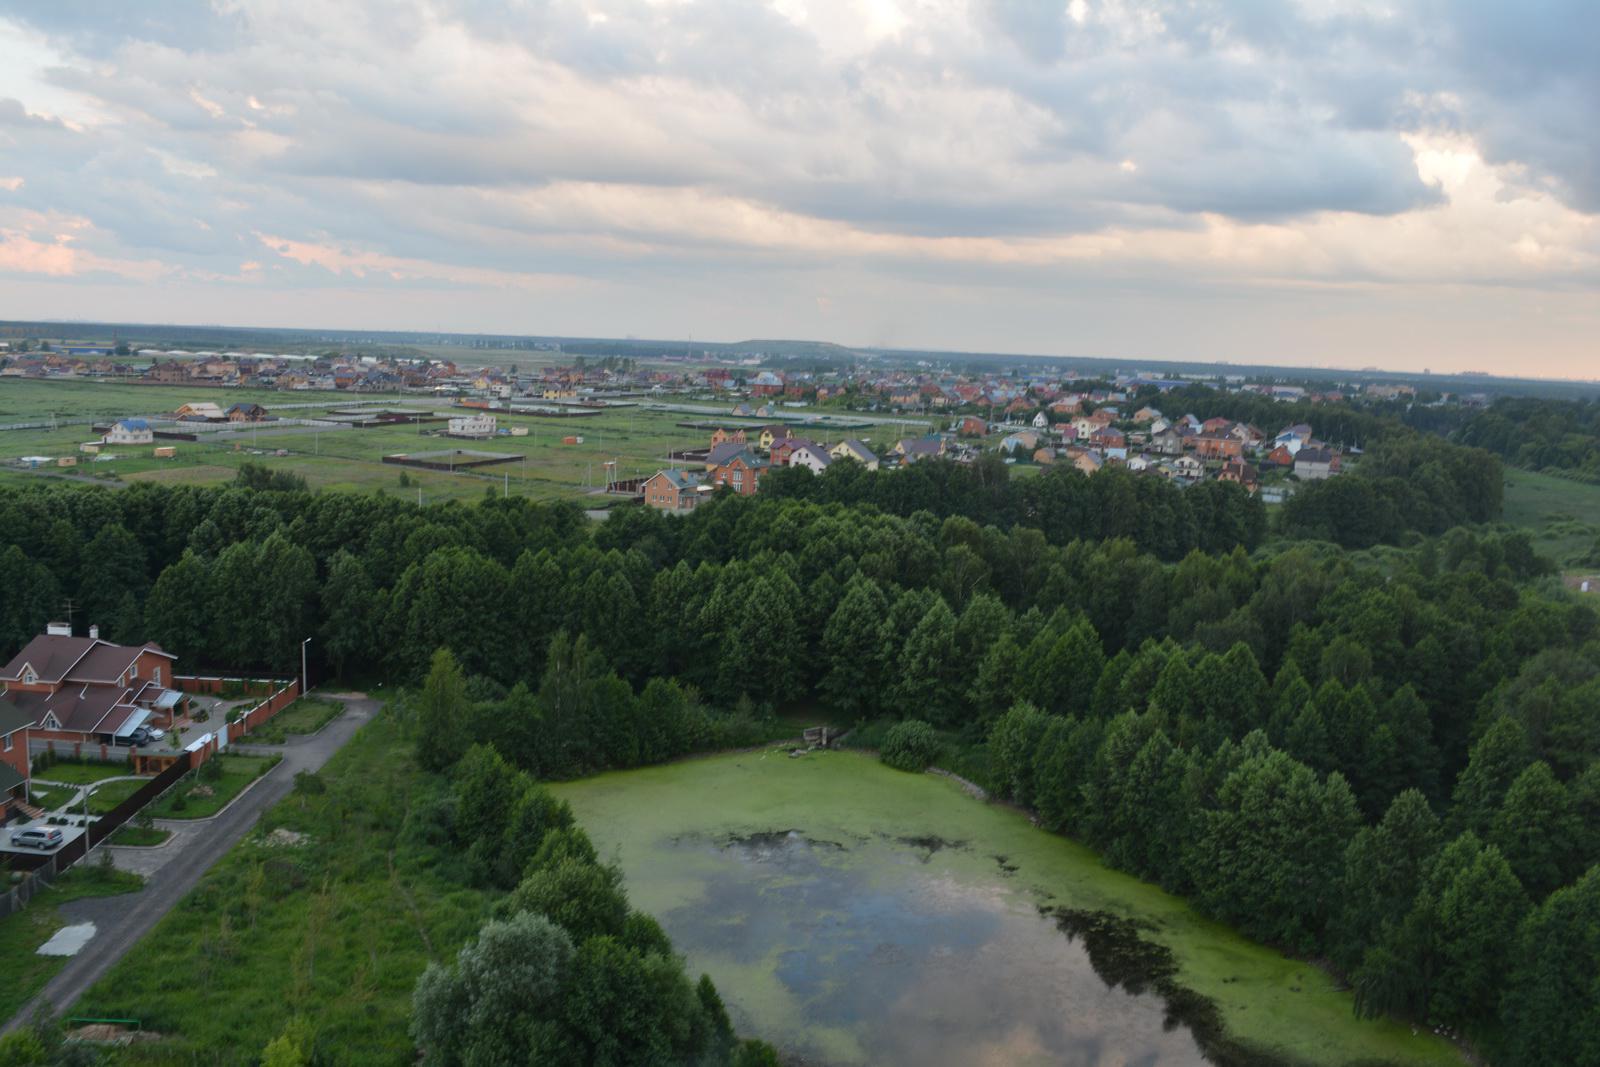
762;455;1266;561
407;728;776;1066
1457;396;1600;480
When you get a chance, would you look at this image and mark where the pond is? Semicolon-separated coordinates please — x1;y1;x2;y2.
555;750;1461;1067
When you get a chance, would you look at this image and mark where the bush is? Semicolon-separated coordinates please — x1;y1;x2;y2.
880;719;939;773
199;759;224;783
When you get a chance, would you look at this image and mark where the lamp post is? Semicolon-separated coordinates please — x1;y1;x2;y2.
301;637;312;696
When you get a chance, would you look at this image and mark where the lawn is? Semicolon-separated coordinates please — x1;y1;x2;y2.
240;698;344;745
0;862;144;1025
74;711;495;1064
109;826;171;847
23;784;75;812
83;779;147;816
1502;467;1600;569
32;760;137;786
146;755;279;819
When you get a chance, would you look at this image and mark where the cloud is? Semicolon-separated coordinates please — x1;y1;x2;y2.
0;1;1594;374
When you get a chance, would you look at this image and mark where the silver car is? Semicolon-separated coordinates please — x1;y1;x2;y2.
10;827;65;850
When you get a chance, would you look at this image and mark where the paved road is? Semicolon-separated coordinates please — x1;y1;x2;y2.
2;693;378;1035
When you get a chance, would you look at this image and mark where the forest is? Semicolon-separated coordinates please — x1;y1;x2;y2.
0;422;1590;1064
1456;396;1600;481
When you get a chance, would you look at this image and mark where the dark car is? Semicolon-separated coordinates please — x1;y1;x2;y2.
10;827;65;850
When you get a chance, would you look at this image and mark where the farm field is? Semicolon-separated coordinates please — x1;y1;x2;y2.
0;377;931;503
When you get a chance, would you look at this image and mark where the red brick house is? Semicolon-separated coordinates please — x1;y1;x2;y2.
956;416;988;437
642;469;706;514
1;626;182;758
1218;459;1260;492
768;437;817;468
709;427;747;448
0;700;35;823
1194;433;1244;459
708;450;769;495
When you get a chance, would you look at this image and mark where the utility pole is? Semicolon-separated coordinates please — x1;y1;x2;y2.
301;637;312;695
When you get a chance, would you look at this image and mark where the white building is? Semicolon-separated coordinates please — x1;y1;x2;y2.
448;413;497;438
102;419;154;445
788;443;833;475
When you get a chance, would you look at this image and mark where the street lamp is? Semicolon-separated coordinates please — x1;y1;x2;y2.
301;637;312;696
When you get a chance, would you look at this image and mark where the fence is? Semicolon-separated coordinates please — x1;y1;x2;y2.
1;751;193;899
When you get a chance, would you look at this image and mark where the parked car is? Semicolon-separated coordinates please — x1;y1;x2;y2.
10;827;64;850
145;727;166;742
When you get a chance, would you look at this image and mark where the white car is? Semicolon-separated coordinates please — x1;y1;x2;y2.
145;727;166;742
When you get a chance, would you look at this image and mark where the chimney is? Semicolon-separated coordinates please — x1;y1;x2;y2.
47;622;71;637
88;625;100;640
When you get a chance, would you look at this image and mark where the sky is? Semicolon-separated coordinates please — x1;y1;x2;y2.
0;0;1596;377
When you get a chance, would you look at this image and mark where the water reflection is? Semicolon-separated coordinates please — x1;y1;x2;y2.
655;830;1214;1067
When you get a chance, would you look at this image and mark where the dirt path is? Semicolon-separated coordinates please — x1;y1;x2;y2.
1;695;379;1036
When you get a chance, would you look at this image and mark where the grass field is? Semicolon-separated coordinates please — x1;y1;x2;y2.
23;784;74;812
34;761;139;787
244;698;344;744
109;826;171;847
0;863;144;1025
147;755;279;819
0;377;930;504
84;779;147;816
74;712;494;1064
1501;467;1600;569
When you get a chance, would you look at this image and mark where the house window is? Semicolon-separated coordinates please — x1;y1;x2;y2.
22;668;35;684
154;666;162;686
732;471;743;489
2;732;10;753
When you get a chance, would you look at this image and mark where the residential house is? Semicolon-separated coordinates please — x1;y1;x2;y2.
829;439;879;470
642;469;706;514
0;700;35;823
1294;448;1342;480
788;443;833;474
1229;423;1265;450
956;416;988;438
1169;455;1205;480
709;427;747;448
1201;416;1233;434
757;425;794;452
705;441;749;470
749;371;785;397
894;437;946;463
1275;424;1313;455
1089;426;1126;449
225;402;268;422
1000;430;1040;456
708;450;769;495
1133;406;1163;424
1218;459;1260;491
174;401;225;420
1033;447;1057;465
1031;411;1050;430
769;437;817;467
146;360;188;384
102;418;153;446
1150;428;1186;456
1194;433;1244;460
1070;450;1103;476
1261;444;1295;469
447;413;497;438
1;625;182;759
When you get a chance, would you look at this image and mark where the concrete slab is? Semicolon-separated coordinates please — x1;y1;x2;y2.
37;923;96;957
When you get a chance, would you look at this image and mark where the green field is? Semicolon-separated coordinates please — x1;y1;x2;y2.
0;863;144;1024
556;749;1463;1067
243;698;344;744
1502;467;1600;569
22;784;74;812
75;714;493;1064
0;378;929;503
84;778;147;816
109;826;172;847
146;755;279;819
31;760;140;787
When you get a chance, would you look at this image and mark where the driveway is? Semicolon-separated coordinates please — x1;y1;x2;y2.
2;692;379;1035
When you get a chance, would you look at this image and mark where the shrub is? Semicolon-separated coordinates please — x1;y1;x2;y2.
199;759;224;783
881;719;939;773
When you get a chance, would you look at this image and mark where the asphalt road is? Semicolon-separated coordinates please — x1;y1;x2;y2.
2;693;379;1035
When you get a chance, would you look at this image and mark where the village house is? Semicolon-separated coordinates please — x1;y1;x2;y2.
769;437;817;468
1194;432;1244;460
102;418;153;446
1169;455;1205;481
829;439;879;470
1;625;182;761
956;416;988;438
788;443;833;474
447;412;497;438
1218;459;1261;491
757;425;794;452
749;371;785;397
642;469;707;514
225;402;269;422
0;700;35;823
709;427;747;448
894;437;946;463
708;449;769;495
1294;448;1342;480
174;401;225;421
1070;450;1102;476
1261;444;1296;469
